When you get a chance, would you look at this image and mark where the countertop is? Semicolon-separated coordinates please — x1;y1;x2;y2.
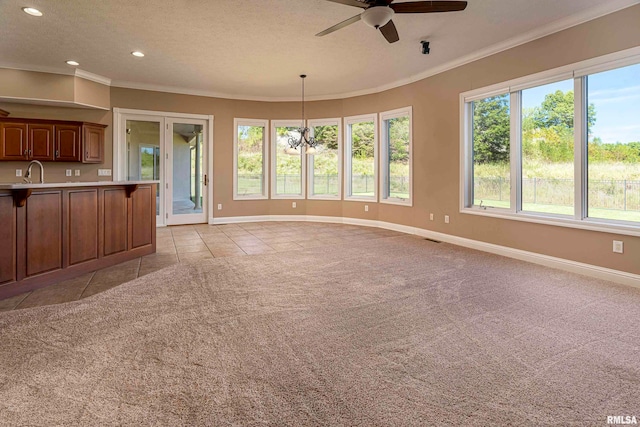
0;181;159;190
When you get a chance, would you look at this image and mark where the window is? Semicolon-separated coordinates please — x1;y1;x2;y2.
345;114;377;201
271;120;305;199
234;118;268;199
586;63;640;223
521;79;574;215
461;49;640;233
471;94;511;209
380;107;412;205
308;119;341;199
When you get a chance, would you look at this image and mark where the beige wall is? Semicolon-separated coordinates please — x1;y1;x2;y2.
1;5;639;274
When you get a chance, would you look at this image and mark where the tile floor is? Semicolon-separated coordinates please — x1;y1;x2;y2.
0;222;404;312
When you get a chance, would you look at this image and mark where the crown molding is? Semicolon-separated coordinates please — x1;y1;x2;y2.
0;62;111;86
74;69;111;86
3;0;639;102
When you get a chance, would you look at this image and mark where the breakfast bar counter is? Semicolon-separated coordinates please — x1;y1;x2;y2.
0;181;157;299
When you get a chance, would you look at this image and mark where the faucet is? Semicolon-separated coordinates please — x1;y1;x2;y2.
24;160;44;184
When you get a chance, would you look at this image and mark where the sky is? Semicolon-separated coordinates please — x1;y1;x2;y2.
522;62;640;144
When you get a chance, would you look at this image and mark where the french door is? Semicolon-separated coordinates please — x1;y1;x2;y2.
114;109;212;226
165;118;208;225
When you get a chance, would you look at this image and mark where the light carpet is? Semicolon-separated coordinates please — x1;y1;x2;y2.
0;235;639;426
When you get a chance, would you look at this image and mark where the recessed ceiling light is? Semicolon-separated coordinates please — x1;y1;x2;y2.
22;7;43;16
65;60;79;66
131;51;145;58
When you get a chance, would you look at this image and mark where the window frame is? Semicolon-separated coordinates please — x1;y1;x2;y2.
307;118;342;201
344;113;379;202
460;46;640;236
270;119;306;200
233;118;269;200
380;106;413;206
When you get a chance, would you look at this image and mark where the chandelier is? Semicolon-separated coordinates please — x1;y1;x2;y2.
285;74;320;155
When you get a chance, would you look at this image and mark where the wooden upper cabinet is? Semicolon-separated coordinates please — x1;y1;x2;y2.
82;124;104;163
0;118;105;163
0;122;28;160
55;124;81;162
28;124;55;161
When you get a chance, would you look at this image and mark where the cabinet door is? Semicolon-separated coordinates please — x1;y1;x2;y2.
55;124;81;162
0;122;28;161
82;125;104;163
0;193;16;284
28;124;55;161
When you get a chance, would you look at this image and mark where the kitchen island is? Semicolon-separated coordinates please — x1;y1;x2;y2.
0;181;157;299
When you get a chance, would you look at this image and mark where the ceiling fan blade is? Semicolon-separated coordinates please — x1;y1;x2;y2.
316;14;362;37
390;1;467;13
322;0;369;9
379;19;399;43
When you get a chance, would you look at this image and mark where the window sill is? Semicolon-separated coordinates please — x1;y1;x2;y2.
233;195;268;201
380;199;412;207
271;194;305;200
345;196;377;202
461;207;640;237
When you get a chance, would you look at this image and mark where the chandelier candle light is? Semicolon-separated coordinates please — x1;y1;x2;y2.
286;75;320;155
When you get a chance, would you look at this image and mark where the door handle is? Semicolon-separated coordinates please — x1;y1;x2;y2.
204;174;208;186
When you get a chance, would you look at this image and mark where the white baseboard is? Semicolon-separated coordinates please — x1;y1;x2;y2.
210;215;640;288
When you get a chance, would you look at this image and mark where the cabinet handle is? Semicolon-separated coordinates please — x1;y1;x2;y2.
28;150;32;156
24;149;27;156
55;150;59;158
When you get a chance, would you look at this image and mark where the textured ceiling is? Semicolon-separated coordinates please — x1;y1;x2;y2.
0;0;638;100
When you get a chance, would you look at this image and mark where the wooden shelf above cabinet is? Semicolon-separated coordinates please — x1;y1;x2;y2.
0;117;106;163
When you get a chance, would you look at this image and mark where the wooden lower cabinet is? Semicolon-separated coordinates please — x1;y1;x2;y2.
103;188;128;256
24;191;63;277
0;194;16;284
67;190;98;265
0;184;156;299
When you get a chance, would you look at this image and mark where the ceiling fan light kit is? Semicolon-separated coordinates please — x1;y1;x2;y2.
316;0;468;44
361;7;394;28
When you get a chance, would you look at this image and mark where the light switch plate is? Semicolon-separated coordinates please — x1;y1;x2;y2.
97;169;112;176
16;169;22;177
65;169;72;177
613;240;624;254
74;170;80;176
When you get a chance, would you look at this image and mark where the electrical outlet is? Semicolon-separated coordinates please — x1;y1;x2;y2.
429;213;434;221
613;240;624;254
74;170;80;176
217;203;222;210
292;202;296;208
65;169;72;177
444;215;450;224
97;169;112;177
365;205;369;212
15;169;22;177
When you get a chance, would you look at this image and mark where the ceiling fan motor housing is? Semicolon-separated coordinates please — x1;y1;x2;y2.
361;6;394;28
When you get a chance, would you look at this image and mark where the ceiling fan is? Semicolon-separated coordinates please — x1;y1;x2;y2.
316;0;468;44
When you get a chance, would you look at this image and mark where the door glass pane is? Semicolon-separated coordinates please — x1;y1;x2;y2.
587;63;640;223
126;120;160;215
172;123;204;215
521;79;574;215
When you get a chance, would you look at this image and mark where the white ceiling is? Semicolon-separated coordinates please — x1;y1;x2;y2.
0;0;638;100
